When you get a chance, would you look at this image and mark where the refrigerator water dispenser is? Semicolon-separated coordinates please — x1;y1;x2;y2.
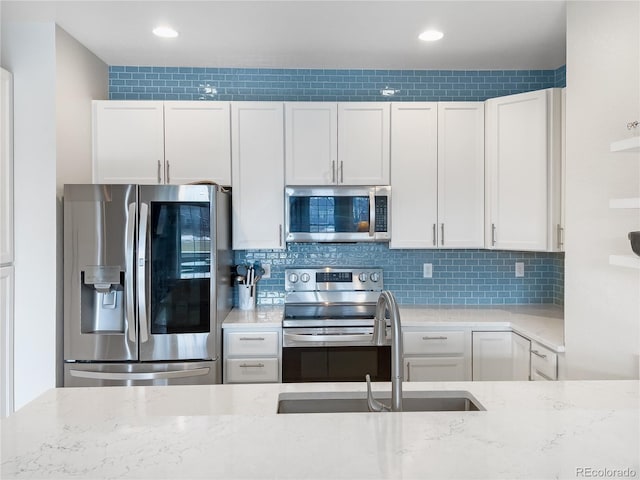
81;266;125;334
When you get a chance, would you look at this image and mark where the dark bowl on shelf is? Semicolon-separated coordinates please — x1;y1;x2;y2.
629;231;640;257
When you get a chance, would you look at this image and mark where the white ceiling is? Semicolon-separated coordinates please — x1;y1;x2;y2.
1;1;567;70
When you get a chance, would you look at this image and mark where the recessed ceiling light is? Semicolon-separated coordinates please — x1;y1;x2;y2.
418;30;444;42
153;26;179;38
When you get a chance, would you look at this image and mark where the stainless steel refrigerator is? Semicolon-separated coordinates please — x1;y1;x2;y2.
63;184;232;386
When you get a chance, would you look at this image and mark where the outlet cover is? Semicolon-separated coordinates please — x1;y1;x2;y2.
423;263;433;278
262;263;271;279
515;262;524;277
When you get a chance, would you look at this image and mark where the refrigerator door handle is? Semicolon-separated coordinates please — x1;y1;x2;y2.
125;202;136;344
137;202;150;343
68;368;211;381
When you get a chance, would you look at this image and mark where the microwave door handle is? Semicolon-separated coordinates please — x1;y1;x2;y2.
137;202;150;344
369;191;375;237
125;202;136;344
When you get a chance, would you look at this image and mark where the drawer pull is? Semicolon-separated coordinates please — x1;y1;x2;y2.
533;369;553;380
239;363;265;368
406;362;411;382
422;336;448;340
239;337;265;341
531;350;547;359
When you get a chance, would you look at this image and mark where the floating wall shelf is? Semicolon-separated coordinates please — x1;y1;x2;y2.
610;136;640;152
609;255;640;269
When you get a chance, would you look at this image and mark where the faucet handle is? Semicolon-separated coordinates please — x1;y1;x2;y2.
365;374;391;412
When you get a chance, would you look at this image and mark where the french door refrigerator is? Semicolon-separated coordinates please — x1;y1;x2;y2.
63;184;232;386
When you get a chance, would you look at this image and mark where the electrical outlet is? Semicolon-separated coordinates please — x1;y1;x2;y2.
423;263;433;278
515;262;524;278
262;263;271;279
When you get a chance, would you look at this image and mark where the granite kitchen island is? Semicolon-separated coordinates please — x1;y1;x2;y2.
1;380;638;479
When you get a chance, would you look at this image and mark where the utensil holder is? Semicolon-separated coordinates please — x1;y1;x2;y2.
238;284;255;310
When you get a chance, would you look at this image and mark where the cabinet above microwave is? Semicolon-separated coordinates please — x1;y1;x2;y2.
285;186;391;243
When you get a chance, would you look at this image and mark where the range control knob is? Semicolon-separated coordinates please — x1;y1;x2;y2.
300;273;311;283
358;272;368;282
369;272;380;282
288;273;299;284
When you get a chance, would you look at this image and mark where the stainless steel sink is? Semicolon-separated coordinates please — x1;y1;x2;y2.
277;390;485;414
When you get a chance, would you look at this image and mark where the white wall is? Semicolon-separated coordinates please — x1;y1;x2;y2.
565;1;640;379
1;22;58;409
55;25;107;194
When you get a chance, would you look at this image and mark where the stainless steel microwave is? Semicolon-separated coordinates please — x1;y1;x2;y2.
285;186;391;243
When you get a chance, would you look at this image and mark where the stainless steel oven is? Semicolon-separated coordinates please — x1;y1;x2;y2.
282;267;390;383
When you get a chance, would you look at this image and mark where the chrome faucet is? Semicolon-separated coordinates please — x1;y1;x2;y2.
366;290;403;412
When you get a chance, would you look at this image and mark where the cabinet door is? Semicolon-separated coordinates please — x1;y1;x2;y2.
164;102;231;185
231;102;285;250
472;331;514;380
404;356;467;382
285;102;337;185
92;101;165;184
389;103;438;248
338;103;390;185
1;266;14;417
438;103;485;248
511;332;531;380
0;69;13;265
486;89;550;251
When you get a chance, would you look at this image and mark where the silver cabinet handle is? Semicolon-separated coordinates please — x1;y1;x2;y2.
440;223;445;246
166;161;171;184
432;224;437;246
340;160;344;183
422;336;448;340
531;350;547;359
406;361;411;382
125;203;136;344
239;337;265;341
533;369;553;380
491;223;497;246
369;191;375;237
279;224;283;247
137;202;150;343
69;368;210;381
332;161;336;183
239;363;265;368
157;160;162;184
557;224;564;249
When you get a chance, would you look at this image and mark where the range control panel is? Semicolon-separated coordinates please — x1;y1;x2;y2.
285;267;383;292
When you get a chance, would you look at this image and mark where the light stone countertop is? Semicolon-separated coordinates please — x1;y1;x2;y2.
1;380;638;479
223;304;564;352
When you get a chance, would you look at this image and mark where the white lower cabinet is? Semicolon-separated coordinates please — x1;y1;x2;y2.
402;329;471;381
530;341;558;381
223;329;281;383
1;266;14;417
472;331;531;381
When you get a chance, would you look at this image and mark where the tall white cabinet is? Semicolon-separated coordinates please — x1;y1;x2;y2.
0;68;14;418
390;102;485;248
485;88;562;251
231;102;285;250
92;101;232;185
285;102;390;185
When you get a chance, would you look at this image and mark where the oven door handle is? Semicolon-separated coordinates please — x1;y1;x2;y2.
283;332;375;346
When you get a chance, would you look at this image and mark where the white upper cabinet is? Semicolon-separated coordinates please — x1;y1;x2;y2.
390;102;484;249
438;103;485;248
338;103;390;185
0;69;13;265
485;88;562;251
93;100;232;185
285;102;390;186
285;102;337;185
231;102;285;250
163;102;231;185
93;101;165;184
390;103;438;248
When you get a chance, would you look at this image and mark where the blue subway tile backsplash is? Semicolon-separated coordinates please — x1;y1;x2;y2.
108;63;566;307
109;65;566;101
236;244;564;307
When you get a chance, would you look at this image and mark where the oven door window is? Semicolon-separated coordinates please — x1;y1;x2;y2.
282;346;391;383
288;196;370;233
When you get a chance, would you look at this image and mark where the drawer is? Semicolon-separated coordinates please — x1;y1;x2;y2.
403;330;466;355
225;358;279;383
530;342;557;380
404;356;468;382
225;331;279;356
